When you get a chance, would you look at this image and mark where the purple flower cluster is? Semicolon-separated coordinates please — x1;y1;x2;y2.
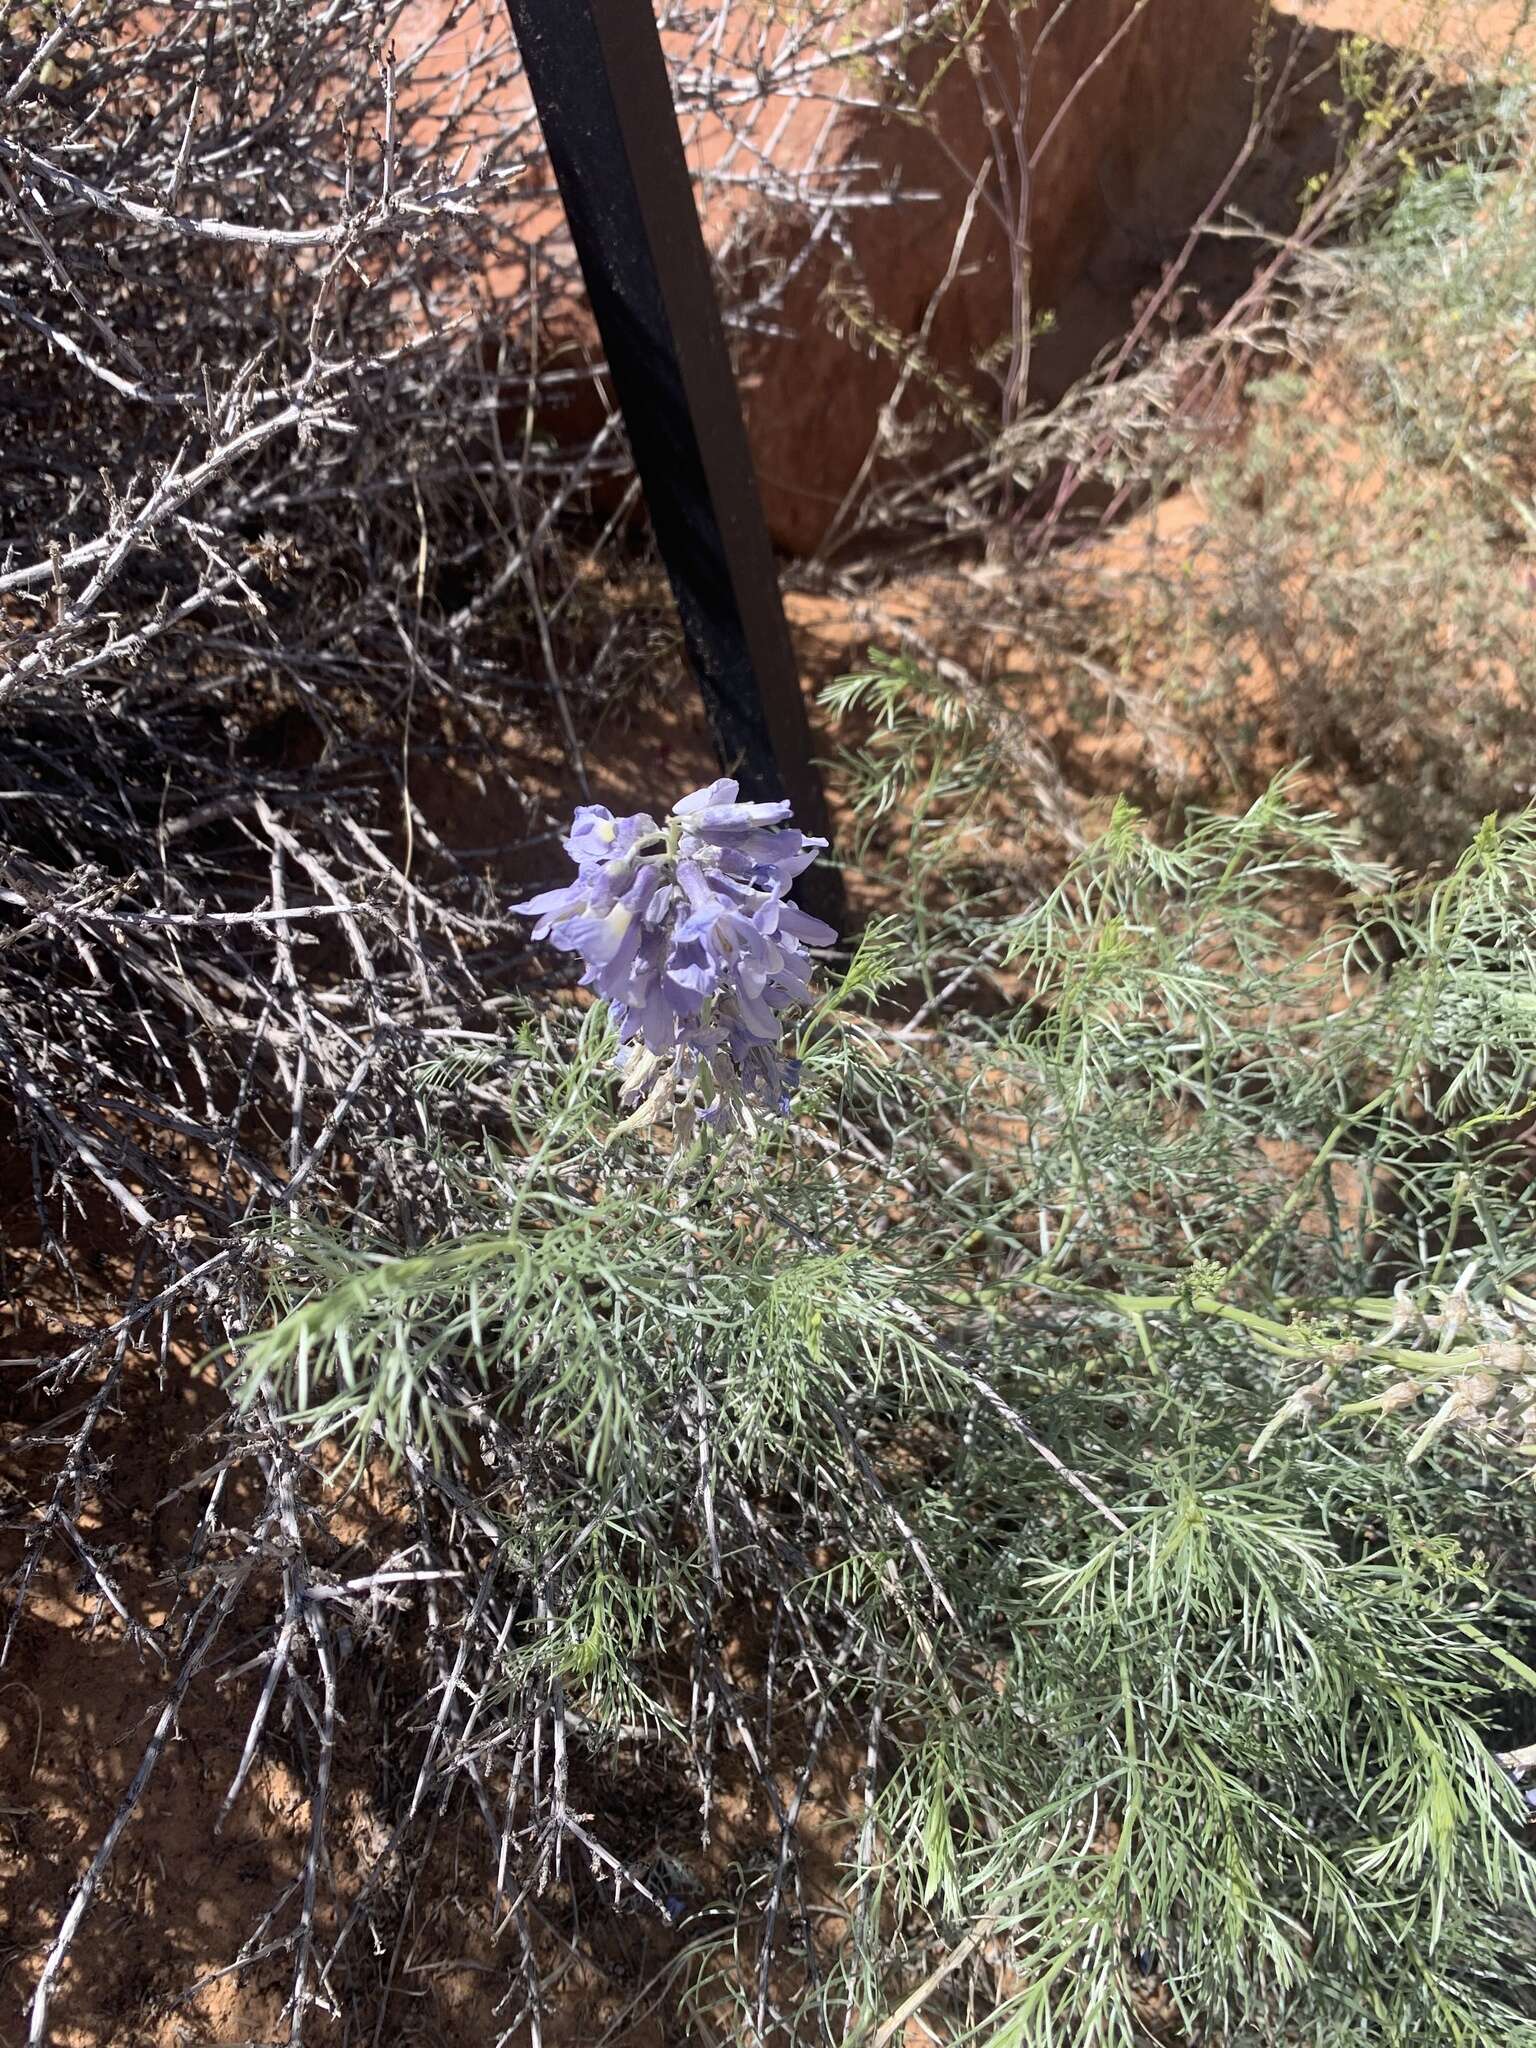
512;779;836;1133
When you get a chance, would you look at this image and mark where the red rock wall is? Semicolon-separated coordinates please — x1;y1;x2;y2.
403;0;1262;551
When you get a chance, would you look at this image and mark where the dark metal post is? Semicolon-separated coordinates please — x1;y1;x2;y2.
502;0;842;917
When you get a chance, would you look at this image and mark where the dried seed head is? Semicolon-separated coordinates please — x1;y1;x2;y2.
1452;1371;1502;1417
1383;1279;1422;1342
1480;1340;1533;1376
1377;1379;1422;1415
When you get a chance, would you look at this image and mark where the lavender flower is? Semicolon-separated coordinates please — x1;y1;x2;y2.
512;779;835;1135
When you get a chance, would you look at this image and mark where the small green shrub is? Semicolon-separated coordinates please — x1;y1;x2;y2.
1159;346;1536;865
1067;99;1536;870
239;692;1536;2041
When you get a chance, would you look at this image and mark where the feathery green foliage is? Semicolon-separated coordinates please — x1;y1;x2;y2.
236;710;1536;2041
